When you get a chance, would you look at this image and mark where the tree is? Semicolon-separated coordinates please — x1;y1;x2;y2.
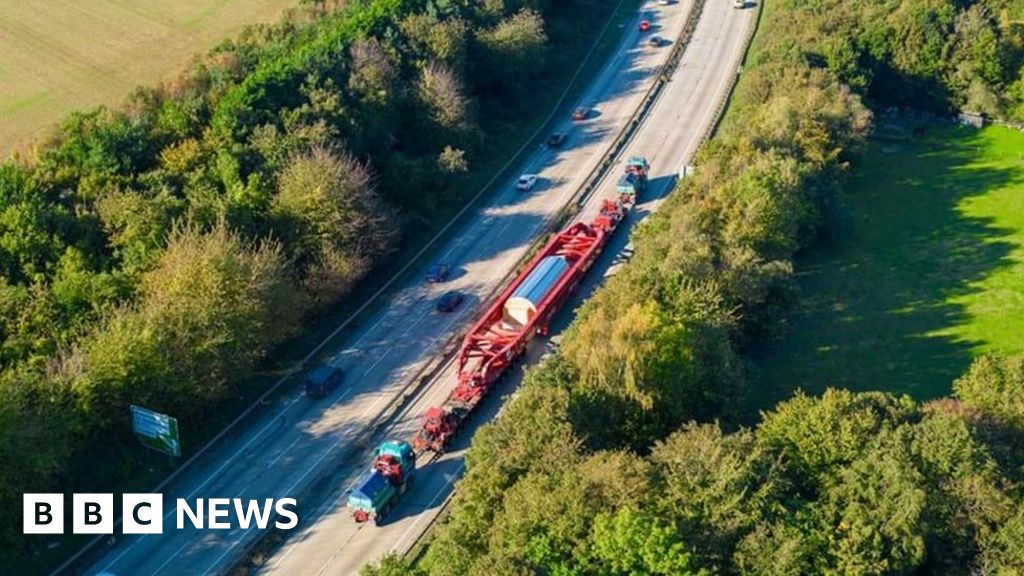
348;38;397;107
589;508;706;575
400;14;468;70
438;146;469;173
418;62;473;131
0;374;73;556
95;187;182;270
733;519;822;576
910;408;1017;572
756;389;915;490
0;163;66;283
981;507;1024;574
562;278;740;447
820;438;927;574
274;147;395;300
50;247;126;332
475;9;547;94
953;354;1024;429
71;222;301;425
720;151;804;260
950;5;1004;114
651;424;781;566
478;451;652;574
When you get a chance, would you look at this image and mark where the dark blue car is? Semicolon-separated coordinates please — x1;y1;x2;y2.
304;365;344;398
436;291;464;312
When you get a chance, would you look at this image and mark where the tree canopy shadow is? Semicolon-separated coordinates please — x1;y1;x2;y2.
746;121;1022;418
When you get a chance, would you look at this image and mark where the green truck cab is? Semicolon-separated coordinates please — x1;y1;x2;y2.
616;156;650;199
347;440;417;525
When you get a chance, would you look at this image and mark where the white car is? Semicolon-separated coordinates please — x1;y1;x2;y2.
517;174;539;191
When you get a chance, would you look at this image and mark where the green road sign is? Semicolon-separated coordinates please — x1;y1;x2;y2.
130;405;181;458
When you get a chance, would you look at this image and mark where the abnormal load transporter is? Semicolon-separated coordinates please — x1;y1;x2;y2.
347;159;647;523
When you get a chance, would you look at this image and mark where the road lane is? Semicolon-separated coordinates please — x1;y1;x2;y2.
257;0;757;574
82;2;697;575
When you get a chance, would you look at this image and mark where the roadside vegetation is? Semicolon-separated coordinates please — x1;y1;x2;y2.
0;0;621;568
362;0;1024;573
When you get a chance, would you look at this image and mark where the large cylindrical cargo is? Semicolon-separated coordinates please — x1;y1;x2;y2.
503;255;570;329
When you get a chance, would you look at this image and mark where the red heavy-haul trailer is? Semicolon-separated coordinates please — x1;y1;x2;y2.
413;197;631;453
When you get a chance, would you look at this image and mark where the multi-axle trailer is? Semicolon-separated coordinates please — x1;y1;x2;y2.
349;159;647;523
412;192;635;453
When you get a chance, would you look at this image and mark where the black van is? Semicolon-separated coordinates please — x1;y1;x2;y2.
304;365;344;399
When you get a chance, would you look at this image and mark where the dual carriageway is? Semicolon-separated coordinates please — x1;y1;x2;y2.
80;0;758;573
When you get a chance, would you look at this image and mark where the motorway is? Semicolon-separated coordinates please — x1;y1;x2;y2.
255;0;757;574
81;1;710;575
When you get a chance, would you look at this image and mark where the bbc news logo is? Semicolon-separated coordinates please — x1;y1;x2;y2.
23;494;298;534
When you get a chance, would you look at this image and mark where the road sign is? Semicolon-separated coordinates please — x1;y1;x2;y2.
130;405;181;458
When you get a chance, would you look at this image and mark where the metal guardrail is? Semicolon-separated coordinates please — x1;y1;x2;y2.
698;0;764;148
397;0;716;560
566;0;707;220
62;0;718;573
225;0;679;572
53;1;638;574
400;0;766;565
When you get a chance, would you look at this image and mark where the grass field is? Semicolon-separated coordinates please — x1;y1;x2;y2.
746;120;1024;417
0;0;296;155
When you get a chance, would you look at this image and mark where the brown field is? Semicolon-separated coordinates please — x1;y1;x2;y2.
0;0;297;156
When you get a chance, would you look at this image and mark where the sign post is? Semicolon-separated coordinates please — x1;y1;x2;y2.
130;405;181;460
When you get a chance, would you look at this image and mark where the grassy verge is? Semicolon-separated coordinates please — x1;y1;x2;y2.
746;119;1024;418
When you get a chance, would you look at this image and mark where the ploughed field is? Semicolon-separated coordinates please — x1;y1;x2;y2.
0;0;296;154
748;119;1024;416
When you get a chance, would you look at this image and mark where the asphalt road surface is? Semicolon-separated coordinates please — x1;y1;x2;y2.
81;1;717;575
254;0;757;574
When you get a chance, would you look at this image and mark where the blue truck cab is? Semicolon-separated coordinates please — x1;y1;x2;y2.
348;440;417;525
616;156;650;199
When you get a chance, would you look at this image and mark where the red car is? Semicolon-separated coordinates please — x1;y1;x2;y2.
639;20;651;32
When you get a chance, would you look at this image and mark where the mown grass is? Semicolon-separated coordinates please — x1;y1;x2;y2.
746;119;1024;417
0;0;297;155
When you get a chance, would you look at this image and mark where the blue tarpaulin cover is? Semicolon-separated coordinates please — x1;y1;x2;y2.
504;256;571;327
617;173;639;191
511;256;569;306
350;470;389;509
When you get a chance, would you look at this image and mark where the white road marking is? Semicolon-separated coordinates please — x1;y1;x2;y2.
87;2;749;575
97;389;307;572
148;539;190;576
200;416;366;576
390;460;467;555
265;389;353;469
